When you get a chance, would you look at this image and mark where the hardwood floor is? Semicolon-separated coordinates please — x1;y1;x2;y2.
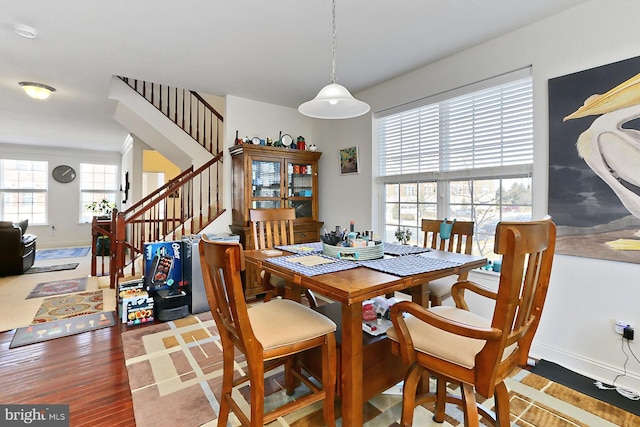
0;322;136;426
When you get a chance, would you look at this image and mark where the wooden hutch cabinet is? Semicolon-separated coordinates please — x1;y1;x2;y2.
229;144;324;297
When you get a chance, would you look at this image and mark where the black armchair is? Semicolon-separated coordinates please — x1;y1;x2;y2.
0;220;37;276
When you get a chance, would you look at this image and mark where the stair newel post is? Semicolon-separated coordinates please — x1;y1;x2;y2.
111;209;124;289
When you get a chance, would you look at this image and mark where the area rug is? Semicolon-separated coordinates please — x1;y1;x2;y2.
24;262;79;274
10;311;116;348
32;290;103;324
26;277;87;299
35;246;90;261
121;313;640;427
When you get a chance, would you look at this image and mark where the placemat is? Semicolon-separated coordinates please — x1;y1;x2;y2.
357;254;461;276
267;253;359;276
383;242;431;256
274;242;323;254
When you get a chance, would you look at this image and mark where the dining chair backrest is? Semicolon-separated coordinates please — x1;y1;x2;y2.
422;218;474;255
486;218;557;371
250;208;296;250
198;238;253;353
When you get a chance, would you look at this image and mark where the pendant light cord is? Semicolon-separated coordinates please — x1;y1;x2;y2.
331;0;337;84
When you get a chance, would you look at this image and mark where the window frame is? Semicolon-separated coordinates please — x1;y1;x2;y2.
374;68;533;259
79;163;119;223
0;159;48;225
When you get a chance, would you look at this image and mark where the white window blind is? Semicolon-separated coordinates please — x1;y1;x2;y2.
377;69;533;178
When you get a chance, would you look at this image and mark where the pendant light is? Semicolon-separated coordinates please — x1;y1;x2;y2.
298;0;370;119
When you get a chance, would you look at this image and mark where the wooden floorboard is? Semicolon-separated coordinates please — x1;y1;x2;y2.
0;322;136;426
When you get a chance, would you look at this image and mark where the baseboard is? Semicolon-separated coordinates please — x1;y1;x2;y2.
530;341;640;394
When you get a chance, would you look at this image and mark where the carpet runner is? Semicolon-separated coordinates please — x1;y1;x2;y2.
24;262;79;274
10;311;116;348
26;277;88;299
35;246;90;261
32;290;103;324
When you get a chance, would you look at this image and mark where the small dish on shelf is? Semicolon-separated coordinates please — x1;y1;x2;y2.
281;134;293;147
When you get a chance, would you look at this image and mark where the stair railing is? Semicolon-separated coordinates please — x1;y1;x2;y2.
118;76;223;155
91;153;224;287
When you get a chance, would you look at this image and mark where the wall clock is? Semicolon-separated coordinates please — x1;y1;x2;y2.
52;165;76;183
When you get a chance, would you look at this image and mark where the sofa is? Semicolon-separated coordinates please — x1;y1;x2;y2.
0;220;37;276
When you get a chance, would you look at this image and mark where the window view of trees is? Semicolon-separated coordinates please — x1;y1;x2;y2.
384;177;531;259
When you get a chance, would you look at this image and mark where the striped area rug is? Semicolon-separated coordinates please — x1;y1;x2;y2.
121;312;640;427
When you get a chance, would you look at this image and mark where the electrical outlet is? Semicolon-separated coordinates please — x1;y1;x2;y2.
615;321;631;335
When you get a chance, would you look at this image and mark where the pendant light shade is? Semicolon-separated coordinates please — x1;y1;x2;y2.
298;0;370;119
298;83;370;119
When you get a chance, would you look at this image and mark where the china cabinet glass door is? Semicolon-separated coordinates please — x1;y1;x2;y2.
287;160;313;219
251;159;282;209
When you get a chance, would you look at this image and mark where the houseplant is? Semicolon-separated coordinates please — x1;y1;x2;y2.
86;198;116;217
86;198;116;256
394;227;412;245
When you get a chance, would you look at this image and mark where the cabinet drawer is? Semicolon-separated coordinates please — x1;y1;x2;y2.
294;230;318;243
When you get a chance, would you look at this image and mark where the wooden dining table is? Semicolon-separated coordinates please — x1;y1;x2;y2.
243;245;486;427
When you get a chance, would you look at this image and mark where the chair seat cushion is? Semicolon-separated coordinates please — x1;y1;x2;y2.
387;306;489;369
429;276;456;298
249;299;336;351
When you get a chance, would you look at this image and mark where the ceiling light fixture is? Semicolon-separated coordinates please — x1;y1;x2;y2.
298;0;370;119
19;82;56;100
14;24;38;39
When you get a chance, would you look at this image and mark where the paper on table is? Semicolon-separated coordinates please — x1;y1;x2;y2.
261;249;283;255
287;255;336;266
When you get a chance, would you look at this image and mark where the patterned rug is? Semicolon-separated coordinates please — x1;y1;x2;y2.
26;277;88;299
24;262;79;275
121;312;640;427
35;246;90;261
32;290;103;324
10;311;116;348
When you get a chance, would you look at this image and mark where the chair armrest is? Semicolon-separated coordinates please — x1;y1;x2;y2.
451;280;498;310
22;234;37;245
390;300;501;364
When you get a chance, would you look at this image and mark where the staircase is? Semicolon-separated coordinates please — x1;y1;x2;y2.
93;77;225;288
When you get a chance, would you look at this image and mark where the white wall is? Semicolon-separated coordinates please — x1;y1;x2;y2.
0;142;122;249
200;95;315;235
316;0;640;391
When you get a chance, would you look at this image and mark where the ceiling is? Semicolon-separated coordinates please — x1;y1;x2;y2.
1;0;588;152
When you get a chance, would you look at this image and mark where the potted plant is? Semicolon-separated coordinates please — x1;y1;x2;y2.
394;227;412;245
86;198;116;218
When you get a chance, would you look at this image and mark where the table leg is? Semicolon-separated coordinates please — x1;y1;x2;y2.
341;302;364;427
411;282;430;307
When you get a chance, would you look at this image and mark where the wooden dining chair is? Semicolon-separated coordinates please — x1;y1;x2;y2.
199;237;337;427
422;218;475;306
249;208;318;307
387;218;556;427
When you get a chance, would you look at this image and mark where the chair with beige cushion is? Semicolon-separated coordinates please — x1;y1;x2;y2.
422;219;475;306
387;218;556;426
250;208;318;307
199;237;337;426
397;219;474;306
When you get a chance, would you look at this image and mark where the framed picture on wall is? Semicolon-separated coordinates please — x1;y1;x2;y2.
339;146;359;175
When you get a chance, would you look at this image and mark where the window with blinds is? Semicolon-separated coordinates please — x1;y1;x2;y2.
0;159;48;224
378;71;533;177
80;163;118;223
375;68;533;259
